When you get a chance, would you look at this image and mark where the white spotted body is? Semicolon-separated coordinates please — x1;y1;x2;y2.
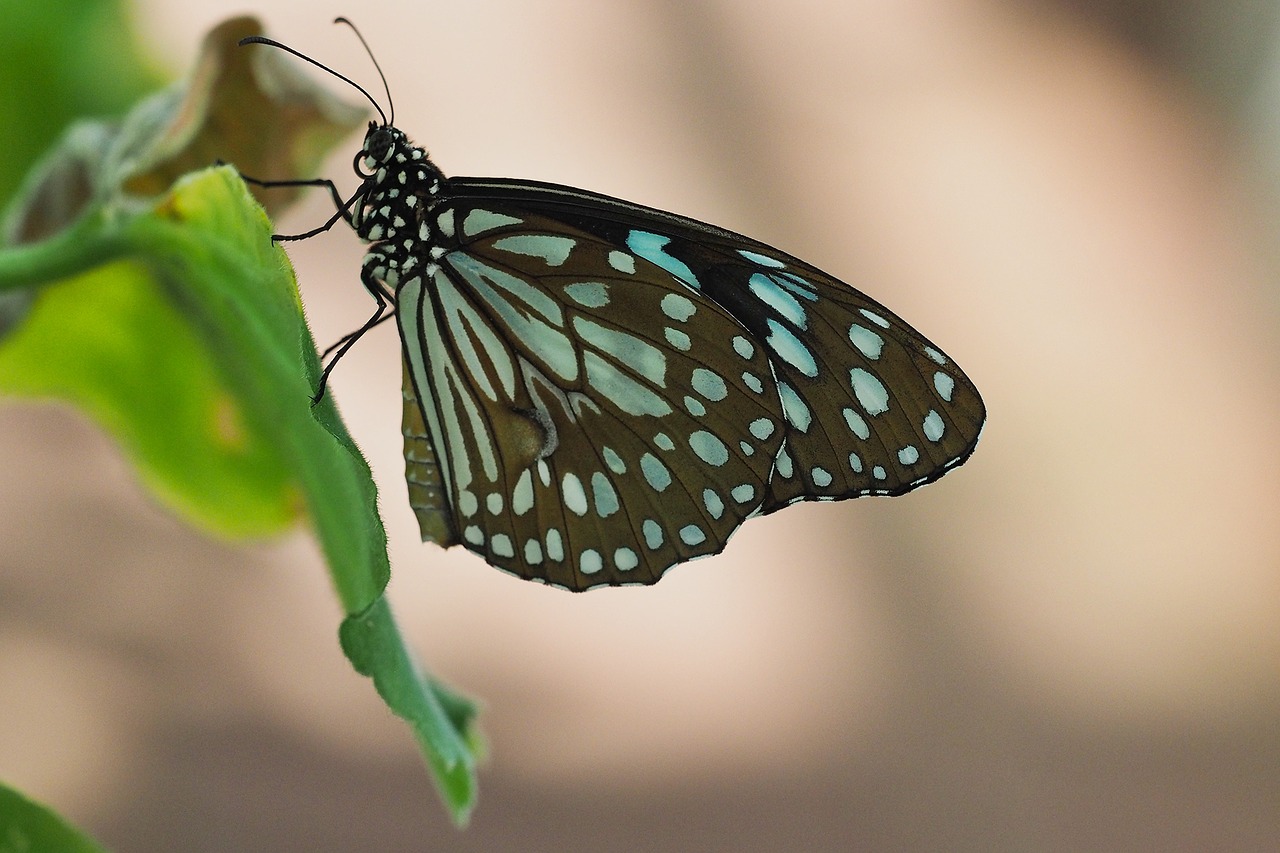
336;120;987;591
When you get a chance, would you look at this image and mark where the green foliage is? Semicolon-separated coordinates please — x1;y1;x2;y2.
0;249;298;534
0;0;163;210
0;782;108;853
342;598;486;819
0;8;480;830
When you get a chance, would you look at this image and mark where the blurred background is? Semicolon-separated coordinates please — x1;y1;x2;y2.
4;0;1280;849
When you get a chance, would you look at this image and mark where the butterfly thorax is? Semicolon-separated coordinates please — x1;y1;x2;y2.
351;123;446;290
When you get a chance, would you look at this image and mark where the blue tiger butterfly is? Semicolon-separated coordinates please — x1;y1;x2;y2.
239;19;985;591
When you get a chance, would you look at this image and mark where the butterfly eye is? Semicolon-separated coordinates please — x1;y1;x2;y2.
365;126;393;163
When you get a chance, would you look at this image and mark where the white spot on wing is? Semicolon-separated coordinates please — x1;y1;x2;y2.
491;534;514;558
703;488;725;519
512;469;534;515
492;234;576;266
664;327;691;351
850;368;890;415
545;528;565;561
660;292;697;322
608;250;635;274
842;407;871;440
564;282;610;307
934;372;955;402
859;308;891;329
689;430;729;466
738;249;785;268
775;448;794;478
603;447;626;475
562;472;588;515
923;410;946;442
778;382;812;432
642;519;664;550
461;208;521;236
691;368;727;401
437;209;455;237
848;324;884;360
591;472;619;517
679;524;706;546
641;453;671;491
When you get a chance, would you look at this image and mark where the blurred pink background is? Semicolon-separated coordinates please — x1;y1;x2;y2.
4;0;1280;848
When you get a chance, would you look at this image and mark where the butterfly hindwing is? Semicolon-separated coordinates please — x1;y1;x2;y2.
398;202;789;588
402;360;456;547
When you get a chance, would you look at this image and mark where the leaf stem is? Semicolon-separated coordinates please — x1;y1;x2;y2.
0;212;130;293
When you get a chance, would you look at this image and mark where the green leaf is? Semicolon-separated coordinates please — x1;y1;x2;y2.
0;780;108;853
151;164;477;827
0;15;368;536
127;167;393;607
0;15;481;825
0;161;480;825
0;251;299;535
341;598;482;825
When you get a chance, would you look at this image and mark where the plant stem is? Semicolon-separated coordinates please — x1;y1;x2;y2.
0;212;129;293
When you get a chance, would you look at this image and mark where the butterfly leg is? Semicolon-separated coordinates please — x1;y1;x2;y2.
235;172;363;242
312;246;396;403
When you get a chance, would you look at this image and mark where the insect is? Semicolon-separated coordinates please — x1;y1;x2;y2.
239;20;986;591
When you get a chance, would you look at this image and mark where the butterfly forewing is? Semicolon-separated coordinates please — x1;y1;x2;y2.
454;179;986;501
396;178;984;589
671;238;987;511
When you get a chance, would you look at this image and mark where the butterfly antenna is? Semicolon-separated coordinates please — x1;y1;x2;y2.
333;17;395;126
238;33;389;126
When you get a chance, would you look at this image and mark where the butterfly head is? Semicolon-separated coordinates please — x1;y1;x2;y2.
356;121;403;174
352;122;438;184
348;122;442;244
364;122;394;161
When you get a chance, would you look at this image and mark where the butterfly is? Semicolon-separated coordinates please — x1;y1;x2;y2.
239;20;986;591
